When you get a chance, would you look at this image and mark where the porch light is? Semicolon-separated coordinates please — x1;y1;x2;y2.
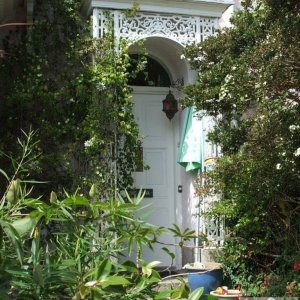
162;90;178;120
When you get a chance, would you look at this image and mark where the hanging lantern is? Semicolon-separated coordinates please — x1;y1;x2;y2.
162;90;178;120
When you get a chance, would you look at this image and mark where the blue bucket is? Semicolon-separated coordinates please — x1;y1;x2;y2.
187;268;223;294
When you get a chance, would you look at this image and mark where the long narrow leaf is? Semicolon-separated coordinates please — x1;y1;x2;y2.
0;220;23;264
101;275;130;288
188;287;204;300
96;259;112;280
0;168;9;181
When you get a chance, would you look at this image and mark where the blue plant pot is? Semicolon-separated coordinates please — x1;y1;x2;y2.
187;269;223;294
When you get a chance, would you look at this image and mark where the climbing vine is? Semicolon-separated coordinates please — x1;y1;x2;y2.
0;0;143;198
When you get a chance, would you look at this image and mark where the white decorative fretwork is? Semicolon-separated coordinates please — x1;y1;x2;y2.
93;9;218;46
199;193;225;247
198;115;224;247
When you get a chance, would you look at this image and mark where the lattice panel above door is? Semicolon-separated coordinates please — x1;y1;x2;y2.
93;9;218;46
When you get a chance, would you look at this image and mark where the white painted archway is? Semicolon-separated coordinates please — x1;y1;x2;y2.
129;36;193;268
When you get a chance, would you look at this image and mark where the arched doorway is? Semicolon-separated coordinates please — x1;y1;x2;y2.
129;37;189;268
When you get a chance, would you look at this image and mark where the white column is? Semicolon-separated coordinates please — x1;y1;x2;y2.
196;17;201;43
113;10;120;51
92;8;99;38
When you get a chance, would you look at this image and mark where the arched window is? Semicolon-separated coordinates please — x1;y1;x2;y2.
128;54;171;87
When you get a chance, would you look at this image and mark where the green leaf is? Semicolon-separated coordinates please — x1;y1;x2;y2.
33;264;44;286
89;184;97;198
127;237;133;256
162;247;175;260
49;191;58;203
155;289;173;300
0;220;23;264
120;260;138;273
171;280;190;299
12;214;41;236
142;260;161;277
62;196;90;207
96;258;112;280
101;275;130;288
169;224;181;236
188;287;204;300
45;270;78;284
0;168;9;181
83;268;97;280
6;179;20;205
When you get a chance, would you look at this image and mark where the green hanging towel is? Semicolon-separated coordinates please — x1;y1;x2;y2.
177;106;202;172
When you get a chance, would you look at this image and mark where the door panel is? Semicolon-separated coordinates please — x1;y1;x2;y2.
133;89;176;266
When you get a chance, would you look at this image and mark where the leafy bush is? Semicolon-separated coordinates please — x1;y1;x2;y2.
0;131;204;299
183;0;300;296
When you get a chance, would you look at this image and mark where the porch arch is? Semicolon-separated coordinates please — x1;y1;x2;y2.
129;36;190;86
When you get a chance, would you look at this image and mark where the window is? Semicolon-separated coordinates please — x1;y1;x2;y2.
128;54;171;87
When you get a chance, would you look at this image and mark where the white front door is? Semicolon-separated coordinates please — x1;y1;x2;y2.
132;87;178;267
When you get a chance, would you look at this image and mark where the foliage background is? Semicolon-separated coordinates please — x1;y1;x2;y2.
0;0;142;199
183;0;300;296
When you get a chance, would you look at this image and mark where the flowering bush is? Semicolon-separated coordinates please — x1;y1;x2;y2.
183;0;300;296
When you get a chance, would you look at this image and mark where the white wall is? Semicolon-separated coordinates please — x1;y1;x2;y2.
219;0;242;29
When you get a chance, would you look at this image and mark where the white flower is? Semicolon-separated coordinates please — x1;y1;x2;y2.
84;139;93;148
96;82;106;91
288;88;300;97
85;136;97;148
294;148;300;157
289;125;300;132
180;54;185;60
276;163;282;170
285;99;299;108
193;56;204;62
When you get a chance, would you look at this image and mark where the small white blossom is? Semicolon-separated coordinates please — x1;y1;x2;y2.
96;82;106;91
285;99;299;108
180;54;185;60
225;74;233;82
294;148;300;157
288;88;300;97
276;163;282;170
84;140;93;148
289;125;300;132
193;56;204;62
